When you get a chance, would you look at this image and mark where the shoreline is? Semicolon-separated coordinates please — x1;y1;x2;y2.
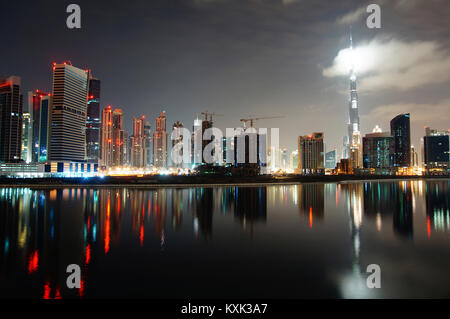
0;175;448;189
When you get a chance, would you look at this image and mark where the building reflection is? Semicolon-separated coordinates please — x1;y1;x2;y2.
297;184;324;227
194;188;214;240
3;181;449;298
425;181;450;235
363;181;414;239
234;187;267;234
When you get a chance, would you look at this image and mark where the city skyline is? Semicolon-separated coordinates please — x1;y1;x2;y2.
2;0;449;159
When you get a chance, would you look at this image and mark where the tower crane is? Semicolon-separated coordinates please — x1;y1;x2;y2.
200;110;224;122
239;116;285;128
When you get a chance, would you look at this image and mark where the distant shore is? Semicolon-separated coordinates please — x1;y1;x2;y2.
0;174;448;188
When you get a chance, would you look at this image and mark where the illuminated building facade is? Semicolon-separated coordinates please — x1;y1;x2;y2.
100;106;113;168
144;120;152;166
112;109;125;167
0;76;23;162
343;33;362;168
423;127;449;173
325;150;337;169
21;112;31;163
48;63;89;162
390;113;411;167
297;132;324;175
100;106;125;168
362;132;394;169
131;116;146;168
28;90;50;162
153;112;168;168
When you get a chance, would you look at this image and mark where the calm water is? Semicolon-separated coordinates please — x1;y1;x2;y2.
1;179;450;299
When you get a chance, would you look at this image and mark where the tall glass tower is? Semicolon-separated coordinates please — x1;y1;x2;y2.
48;63;89;162
86;75;101;163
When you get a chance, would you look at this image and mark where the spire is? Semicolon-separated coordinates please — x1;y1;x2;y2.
349;25;353;50
349;26;356;77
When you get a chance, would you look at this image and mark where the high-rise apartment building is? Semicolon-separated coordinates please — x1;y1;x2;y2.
297;132;324;175
153;112;168;168
48;63;89;162
131;116;146;168
112;108;124;167
100;106;113;168
0;76;23;162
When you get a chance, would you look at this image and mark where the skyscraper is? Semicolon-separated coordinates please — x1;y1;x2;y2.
131;116;146;168
290;150;299;170
390;113;411;167
112;108;124;167
153;112;168;169
28;90;50;162
423;127;449;172
325;150;337;169
362;131;394;169
0;76;23;162
172;121;184;168
21;112;31;163
411;145;418;167
192;117;202;166
37;95;52;163
144;120;152;166
344;32;362;169
297;132;324;175
86;75;101;163
48;63;89;162
100;106;113;168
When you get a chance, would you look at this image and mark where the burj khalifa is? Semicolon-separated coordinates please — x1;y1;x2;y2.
343;32;362;168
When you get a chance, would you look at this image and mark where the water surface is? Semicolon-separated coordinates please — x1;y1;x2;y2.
1;179;449;298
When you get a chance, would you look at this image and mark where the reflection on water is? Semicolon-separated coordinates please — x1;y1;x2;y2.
0;180;450;298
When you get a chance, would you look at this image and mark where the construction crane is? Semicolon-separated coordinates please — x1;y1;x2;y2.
200;110;223;122
240;116;285;128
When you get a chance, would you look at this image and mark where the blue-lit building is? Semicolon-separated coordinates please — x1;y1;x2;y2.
362;132;394;169
28;90;51;163
325;150;337;169
37;96;51;162
423;127;450;174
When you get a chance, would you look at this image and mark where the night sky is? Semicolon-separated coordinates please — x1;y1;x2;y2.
1;0;449;159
